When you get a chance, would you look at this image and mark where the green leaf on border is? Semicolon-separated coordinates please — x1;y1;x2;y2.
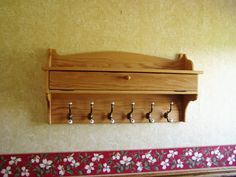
144;165;150;170
77;170;83;175
108;159;112;165
67;169;74;175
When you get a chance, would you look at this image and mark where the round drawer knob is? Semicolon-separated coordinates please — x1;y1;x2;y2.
124;75;131;80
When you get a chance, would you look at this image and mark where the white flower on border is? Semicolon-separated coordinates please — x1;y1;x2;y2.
9;156;22;165
102;163;110;173
112;153;121;160
233;147;236;154
63;154;74;162
92;153;104;162
160;159;169;170
142;151;152;159
85;162;94;174
216;153;224;160
1;166;12;177
148;156;157;164
192;152;202;162
57;165;65;176
227;155;235;165
176;159;183;168
211;148;220;155
21;167;29;177
120;156;132;166
39;159;53;169
185;149;193;156
70;159;80;167
206;157;212;167
211;147;224;160
31;155;40;163
167;150;178;158
136;161;143;172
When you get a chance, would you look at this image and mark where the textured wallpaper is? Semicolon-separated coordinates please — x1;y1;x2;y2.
0;0;236;153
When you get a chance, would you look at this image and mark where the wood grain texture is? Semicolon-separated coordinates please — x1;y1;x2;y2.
46;49;202;124
50;93;183;124
44;66;203;74
49;90;198;95
50;49;194;70
49;71;197;91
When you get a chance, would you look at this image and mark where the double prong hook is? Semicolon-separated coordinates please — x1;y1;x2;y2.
107;102;115;124
67;102;73;124
127;102;135;123
163;102;174;122
146;102;155;123
87;102;95;124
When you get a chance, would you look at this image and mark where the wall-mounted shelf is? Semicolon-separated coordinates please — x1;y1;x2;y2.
45;49;202;124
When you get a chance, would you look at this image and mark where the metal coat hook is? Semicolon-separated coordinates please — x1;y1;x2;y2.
127;102;135;123
146;102;155;123
87;102;95;124
67;102;73;124
107;102;115;124
163;102;174;122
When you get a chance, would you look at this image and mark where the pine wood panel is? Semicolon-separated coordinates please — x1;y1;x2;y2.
46;49;202;124
49;90;198;95
50;93;183;124
44;66;203;74
49;71;197;91
50;49;188;70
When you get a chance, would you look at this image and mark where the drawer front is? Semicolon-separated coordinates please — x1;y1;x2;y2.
49;71;197;91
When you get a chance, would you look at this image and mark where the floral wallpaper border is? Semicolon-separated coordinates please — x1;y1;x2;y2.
1;145;236;177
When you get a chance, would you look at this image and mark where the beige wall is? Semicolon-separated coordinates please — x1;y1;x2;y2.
0;0;236;153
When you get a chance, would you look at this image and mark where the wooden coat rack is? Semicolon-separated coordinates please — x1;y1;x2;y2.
44;49;202;124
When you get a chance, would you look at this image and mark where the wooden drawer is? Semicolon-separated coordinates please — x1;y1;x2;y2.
49;71;197;91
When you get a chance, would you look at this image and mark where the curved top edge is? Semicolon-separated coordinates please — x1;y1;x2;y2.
48;48;197;71
49;48;177;60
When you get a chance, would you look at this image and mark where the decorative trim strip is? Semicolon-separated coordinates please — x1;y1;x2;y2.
1;145;236;177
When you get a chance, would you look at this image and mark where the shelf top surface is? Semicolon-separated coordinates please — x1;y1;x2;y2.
44;66;203;75
48;90;198;95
